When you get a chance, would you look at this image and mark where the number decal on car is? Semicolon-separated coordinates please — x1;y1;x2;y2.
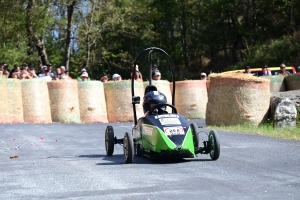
163;126;184;136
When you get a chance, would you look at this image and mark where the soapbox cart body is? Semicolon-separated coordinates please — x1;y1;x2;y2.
104;47;220;163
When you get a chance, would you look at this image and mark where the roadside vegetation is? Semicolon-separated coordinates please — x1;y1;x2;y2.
207;123;300;141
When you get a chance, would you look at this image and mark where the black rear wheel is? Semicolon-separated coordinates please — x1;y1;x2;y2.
105;126;114;156
123;132;134;163
208;130;220;160
190;123;199;148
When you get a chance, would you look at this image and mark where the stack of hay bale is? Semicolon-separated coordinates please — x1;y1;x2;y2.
206;73;270;126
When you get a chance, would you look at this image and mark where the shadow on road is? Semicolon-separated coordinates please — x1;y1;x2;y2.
78;154;213;165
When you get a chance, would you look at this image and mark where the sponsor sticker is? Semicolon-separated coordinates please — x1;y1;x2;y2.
163;126;184;136
155;114;179;119
143;127;153;136
159;117;181;125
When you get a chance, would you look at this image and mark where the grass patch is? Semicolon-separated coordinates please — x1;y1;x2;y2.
207;123;300;141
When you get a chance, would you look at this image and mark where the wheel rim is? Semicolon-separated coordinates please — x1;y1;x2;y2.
209;134;215;157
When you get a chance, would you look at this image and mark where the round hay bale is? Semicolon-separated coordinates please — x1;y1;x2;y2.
206;73;270;126
104;80;144;122
78;81;108;123
7;79;24;123
0;76;9;123
261;75;286;92
285;73;300;91
47;80;81;123
173;80;208;119
144;80;172;112
22;79;52;123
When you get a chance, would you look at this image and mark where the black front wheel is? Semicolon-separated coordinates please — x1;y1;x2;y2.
208;130;220;160
105;126;114;156
190;123;199;148
123;132;134;163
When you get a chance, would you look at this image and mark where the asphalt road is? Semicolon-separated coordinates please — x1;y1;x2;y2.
1;120;300;200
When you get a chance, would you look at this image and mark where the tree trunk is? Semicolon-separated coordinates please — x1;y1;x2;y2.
26;0;49;65
64;0;77;70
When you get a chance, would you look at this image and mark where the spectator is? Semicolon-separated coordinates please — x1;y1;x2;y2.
244;66;251;74
60;66;69;79
80;72;89;82
134;70;143;81
29;68;38;78
36;65;43;76
2;69;9;78
152;64;158;72
55;68;63;80
77;68;90;81
152;70;161;80
21;62;29;72
100;76;108;83
277;63;291;76
38;66;52;82
112;73;122;81
261;65;272;76
297;66;300;73
38;66;47;77
10;64;21;78
47;63;55;80
200;72;207;80
20;70;32;80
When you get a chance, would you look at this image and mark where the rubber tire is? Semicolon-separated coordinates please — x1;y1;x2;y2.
208;130;220;160
123;132;134;163
105;126;114;156
190;123;199;148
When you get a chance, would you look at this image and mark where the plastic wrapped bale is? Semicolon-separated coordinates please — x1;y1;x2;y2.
22;79;52;123
285;73;300;91
104;80;144;122
7;79;24;123
261;75;286;92
0;76;9;123
47;80;81;123
206;73;270;126
78;81;108;123
144;80;172;112
171;80;207;119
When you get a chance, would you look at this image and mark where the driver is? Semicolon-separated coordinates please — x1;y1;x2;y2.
143;91;167;116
